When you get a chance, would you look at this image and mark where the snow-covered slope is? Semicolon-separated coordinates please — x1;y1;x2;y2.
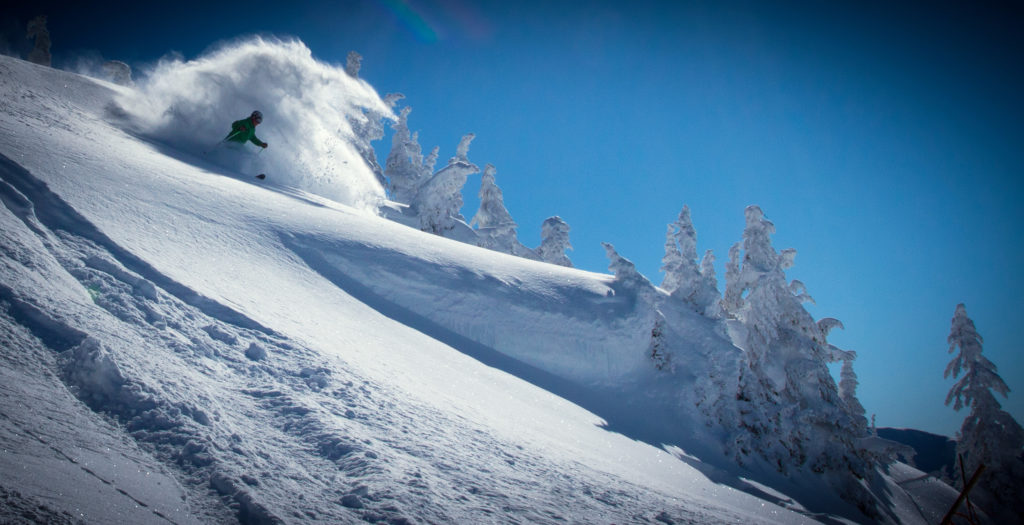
0;47;954;524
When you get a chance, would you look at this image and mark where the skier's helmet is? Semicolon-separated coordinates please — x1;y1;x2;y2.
251;110;263;124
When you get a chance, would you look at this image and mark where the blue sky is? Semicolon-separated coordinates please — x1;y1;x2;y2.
5;0;1022;438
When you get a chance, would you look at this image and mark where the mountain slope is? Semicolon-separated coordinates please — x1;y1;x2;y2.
0;49;955;524
878;428;957;480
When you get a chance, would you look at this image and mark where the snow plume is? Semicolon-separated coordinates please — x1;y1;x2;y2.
117;37;393;211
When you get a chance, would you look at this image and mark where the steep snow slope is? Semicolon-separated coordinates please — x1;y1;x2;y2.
0;49;956;524
0;53;815;524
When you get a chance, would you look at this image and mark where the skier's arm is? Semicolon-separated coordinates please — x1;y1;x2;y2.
249;134;267;148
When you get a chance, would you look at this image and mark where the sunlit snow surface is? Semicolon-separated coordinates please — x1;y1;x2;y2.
0;48;952;524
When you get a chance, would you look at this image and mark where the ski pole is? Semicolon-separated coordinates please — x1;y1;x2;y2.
205;129;246;154
221;128;246;145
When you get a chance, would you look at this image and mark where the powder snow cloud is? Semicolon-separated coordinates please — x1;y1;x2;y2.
116;37;393;210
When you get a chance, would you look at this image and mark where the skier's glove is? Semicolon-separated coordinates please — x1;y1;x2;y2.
261;143;268;149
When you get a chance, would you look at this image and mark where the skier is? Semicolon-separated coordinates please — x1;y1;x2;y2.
225;110;268;149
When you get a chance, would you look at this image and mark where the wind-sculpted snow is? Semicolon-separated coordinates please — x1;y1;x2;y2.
280;231;750;466
115;37;392;210
284;233;654;385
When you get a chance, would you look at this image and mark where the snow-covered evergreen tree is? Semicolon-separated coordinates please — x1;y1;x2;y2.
384;106;436;204
648;314;672;372
345;51;362;78
102;60;133;86
722;242;743;317
603;243;670;379
839;359;867;432
699;250;717;290
819;318;868;435
699;250;724;318
413;134;479;235
660;206;697;293
471;164;531;256
536;216;573;267
944;303;1024;522
351;93;403;188
660;206;721;316
27;16;51;67
471;165;513;230
729;206;866;484
602;242;659;313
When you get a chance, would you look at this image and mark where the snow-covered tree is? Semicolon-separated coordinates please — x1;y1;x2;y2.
603;242;669;377
27;16;51;67
345;51;362;78
536;216;573;267
471;165;513;230
839;359;867;431
384;106;436;204
944;303;1024;522
603;242;652;292
102;60;133;86
729;206;866;482
413;133;479;235
471;164;531;256
601;242;661;341
660;206;720;316
660;206;698;294
819;318;868;436
351;93;403;188
700;251;725;317
648;315;672;372
722;242;743;317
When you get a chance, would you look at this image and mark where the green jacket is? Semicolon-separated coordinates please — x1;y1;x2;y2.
225;117;266;147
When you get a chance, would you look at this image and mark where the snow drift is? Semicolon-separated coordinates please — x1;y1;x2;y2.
114;37;392;210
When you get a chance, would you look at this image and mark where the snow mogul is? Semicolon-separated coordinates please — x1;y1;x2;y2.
224;110;268;149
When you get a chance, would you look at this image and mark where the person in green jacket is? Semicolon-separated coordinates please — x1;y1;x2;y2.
225;110;268;149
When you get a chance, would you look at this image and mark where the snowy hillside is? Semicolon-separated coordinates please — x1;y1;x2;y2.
0;44;956;524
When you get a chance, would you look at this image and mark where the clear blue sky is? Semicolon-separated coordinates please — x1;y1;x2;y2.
5;0;1022;438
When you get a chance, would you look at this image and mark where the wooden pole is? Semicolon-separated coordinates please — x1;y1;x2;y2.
940;463;986;525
